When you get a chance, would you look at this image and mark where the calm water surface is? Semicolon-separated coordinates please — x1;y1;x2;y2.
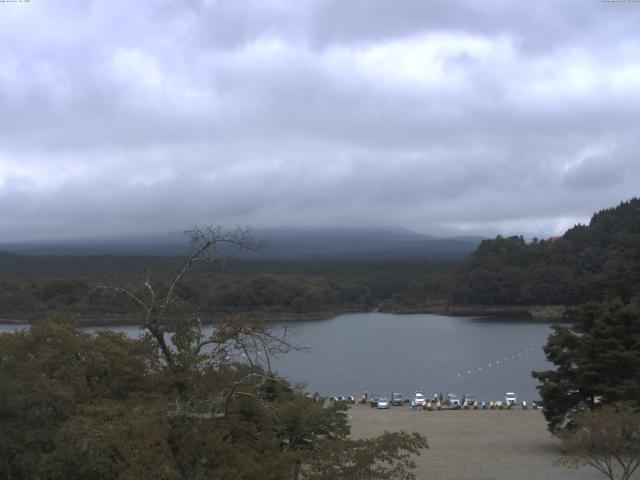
0;312;555;402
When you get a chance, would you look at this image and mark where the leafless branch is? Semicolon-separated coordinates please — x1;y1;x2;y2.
222;372;285;417
87;226;279;374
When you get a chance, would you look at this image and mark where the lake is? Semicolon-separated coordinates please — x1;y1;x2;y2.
0;312;556;402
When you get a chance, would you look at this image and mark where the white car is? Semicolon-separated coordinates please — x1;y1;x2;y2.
505;392;517;406
377;397;390;409
413;392;426;407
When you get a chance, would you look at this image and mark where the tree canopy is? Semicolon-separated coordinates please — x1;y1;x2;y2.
448;198;640;307
532;296;640;431
558;405;640;480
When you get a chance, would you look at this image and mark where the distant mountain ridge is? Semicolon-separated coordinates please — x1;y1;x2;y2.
0;227;484;260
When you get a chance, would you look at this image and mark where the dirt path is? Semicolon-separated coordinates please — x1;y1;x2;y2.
348;405;617;480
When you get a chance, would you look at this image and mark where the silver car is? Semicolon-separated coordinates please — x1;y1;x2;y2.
445;393;461;408
377;397;390;409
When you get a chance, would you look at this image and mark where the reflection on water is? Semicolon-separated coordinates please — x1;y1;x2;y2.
0;312;556;402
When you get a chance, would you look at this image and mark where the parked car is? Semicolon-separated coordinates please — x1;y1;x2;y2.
505;392;517;406
444;393;461;408
377;397;390;409
391;392;404;406
413;392;426;407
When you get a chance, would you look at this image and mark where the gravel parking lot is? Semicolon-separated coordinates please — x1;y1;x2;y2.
348;405;616;480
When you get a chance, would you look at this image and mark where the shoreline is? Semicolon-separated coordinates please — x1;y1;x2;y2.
0;303;568;327
380;303;567;320
0;308;366;327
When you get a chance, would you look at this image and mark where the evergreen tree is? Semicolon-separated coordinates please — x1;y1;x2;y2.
533;296;640;431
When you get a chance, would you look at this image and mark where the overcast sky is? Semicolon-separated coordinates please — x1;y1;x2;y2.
1;0;639;242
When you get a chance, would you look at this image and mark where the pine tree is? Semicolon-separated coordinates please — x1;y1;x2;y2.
533;297;640;431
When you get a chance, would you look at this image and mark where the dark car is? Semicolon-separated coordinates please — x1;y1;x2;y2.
462;394;477;408
391;392;404;406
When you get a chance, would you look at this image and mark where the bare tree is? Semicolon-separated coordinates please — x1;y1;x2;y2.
91;225;298;371
559;405;640;480
89;225;308;420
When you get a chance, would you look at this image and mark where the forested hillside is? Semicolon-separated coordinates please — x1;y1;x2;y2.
0;254;451;321
447;198;640;306
2;198;639;321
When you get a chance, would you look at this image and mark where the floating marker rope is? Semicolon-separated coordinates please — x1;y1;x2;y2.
455;347;537;378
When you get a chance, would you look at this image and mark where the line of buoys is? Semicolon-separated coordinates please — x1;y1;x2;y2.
455;347;538;378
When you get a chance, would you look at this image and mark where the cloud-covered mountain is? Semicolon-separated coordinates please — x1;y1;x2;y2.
0;228;483;260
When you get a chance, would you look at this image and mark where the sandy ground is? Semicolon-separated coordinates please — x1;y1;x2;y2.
348;405;629;480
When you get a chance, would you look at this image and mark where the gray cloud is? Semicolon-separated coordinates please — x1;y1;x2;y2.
0;0;639;242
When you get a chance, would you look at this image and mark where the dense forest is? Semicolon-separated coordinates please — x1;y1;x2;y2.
1;198;639;322
446;198;640;306
0;255;450;322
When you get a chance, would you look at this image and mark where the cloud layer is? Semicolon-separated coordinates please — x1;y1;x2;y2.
1;0;639;241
